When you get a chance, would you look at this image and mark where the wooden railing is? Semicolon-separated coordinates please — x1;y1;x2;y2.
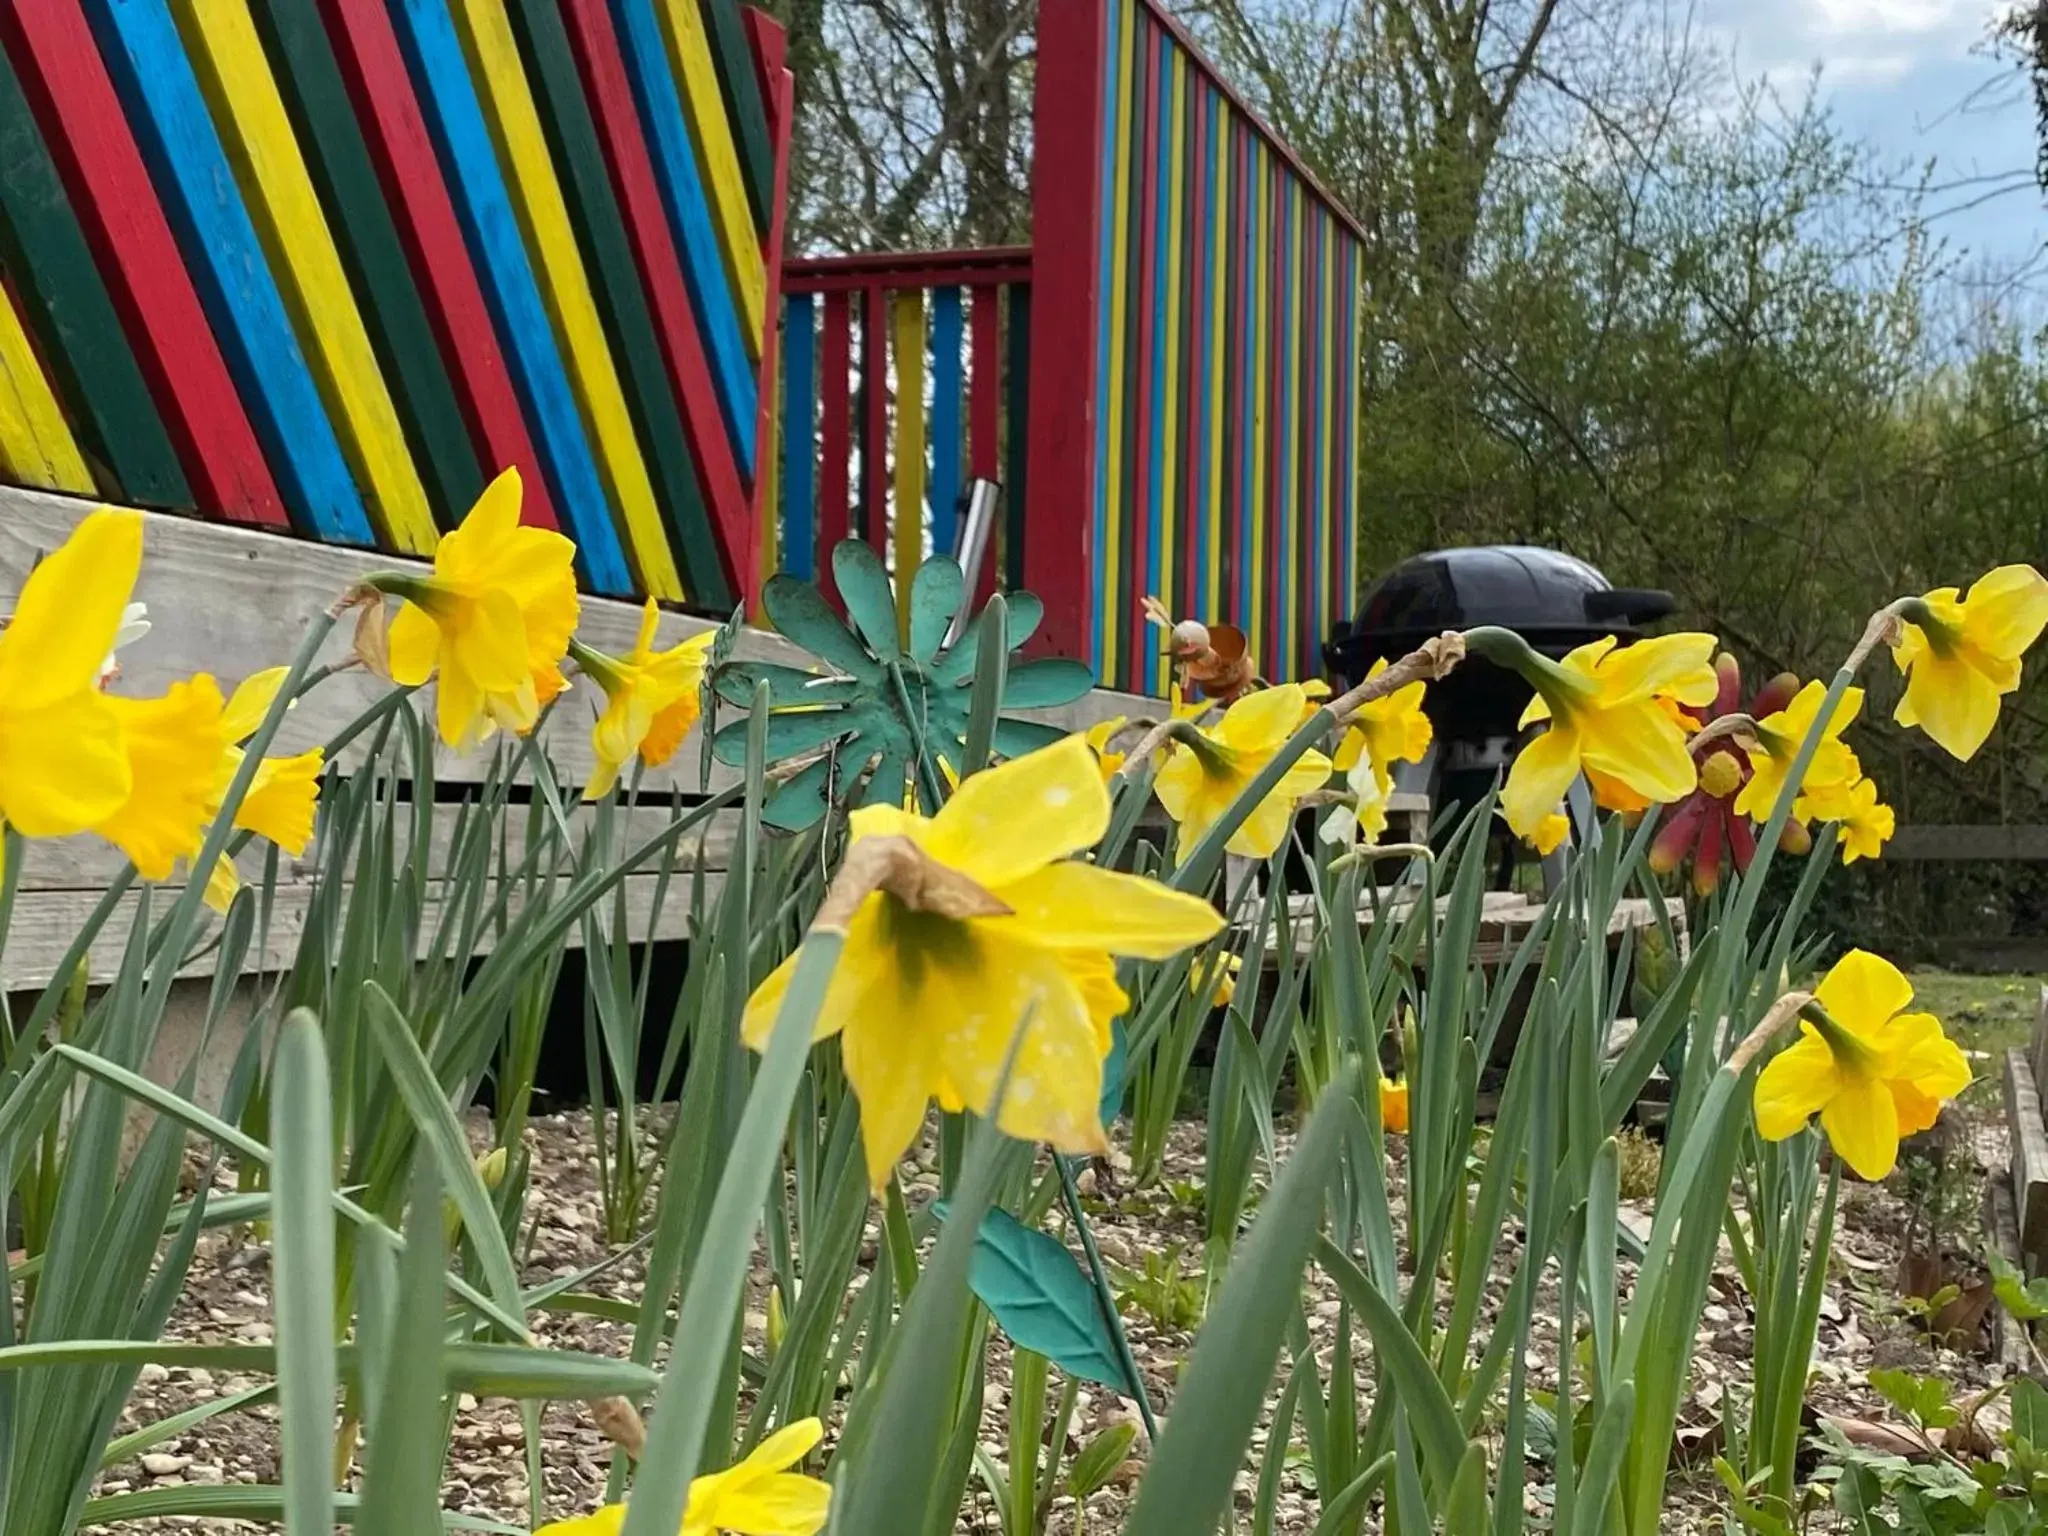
770;247;1032;611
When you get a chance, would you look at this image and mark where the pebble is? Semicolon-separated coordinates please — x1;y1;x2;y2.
141;1454;190;1477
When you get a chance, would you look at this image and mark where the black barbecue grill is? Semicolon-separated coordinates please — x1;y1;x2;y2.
1324;546;1676;856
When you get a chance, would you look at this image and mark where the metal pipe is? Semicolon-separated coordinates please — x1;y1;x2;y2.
945;478;1001;646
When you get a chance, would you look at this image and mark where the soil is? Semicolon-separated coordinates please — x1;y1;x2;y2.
85;1060;2019;1535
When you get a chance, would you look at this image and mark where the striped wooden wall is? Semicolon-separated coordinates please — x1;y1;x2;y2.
1026;0;1364;693
772;248;1031;614
0;0;789;611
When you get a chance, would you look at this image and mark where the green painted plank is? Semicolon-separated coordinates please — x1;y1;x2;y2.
246;0;483;529
505;0;733;607
698;0;772;235
0;38;189;507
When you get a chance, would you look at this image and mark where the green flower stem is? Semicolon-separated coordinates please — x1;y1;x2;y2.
1056;1154;1160;1445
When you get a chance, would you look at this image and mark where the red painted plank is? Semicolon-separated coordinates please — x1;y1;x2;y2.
1223;118;1245;623
742;7;791;614
1022;0;1108;662
560;0;748;586
817;289;851;607
785;247;1031;291
1127;20;1161;684
859;282;887;551
3;0;286;527
319;0;559;532
968;282;1000;481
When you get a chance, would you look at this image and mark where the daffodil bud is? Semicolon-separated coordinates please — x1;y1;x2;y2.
766;1284;787;1358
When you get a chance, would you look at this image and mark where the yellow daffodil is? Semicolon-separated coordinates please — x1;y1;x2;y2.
1082;715;1127;779
0;509;145;846
1153;685;1333;863
382;467;580;750
1825;776;1894;865
1322;660;1431;846
1530;810;1571;856
1735;681;1863;823
1892;564;2048;761
1380;1077;1410;1135
1321;753;1391;846
1191;951;1242;1008
94;676;229;882
534;1418;830;1536
572;600;716;800
743;737;1223;1185
195;668;327;911
1753;949;1970;1180
1482;630;1718;847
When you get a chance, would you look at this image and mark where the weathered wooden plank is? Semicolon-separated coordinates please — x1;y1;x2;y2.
80;0;377;545
244;0;484;531
2;0;289;528
387;0;636;594
0;282;93;494
0;867;716;990
172;0;439;555
2006;1047;2048;1275
442;0;683;601
502;0;729;606
1887;824;2048;861
0;36;189;506
2033;982;2048;1122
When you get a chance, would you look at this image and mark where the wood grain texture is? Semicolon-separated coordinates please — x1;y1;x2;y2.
247;0;482;531
317;0;562;535
445;0;683;599
608;0;754;473
650;0;764;355
0;36;188;506
559;0;749;591
172;0;439;554
81;0;376;545
387;0;636;593
3;0;287;527
0;281;93;492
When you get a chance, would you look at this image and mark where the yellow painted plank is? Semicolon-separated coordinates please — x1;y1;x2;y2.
0;288;93;494
892;290;925;642
1157;48;1184;669
450;0;684;600
1101;0;1134;683
654;0;766;358
1249;147;1270;657
173;0;438;555
1205;112;1226;618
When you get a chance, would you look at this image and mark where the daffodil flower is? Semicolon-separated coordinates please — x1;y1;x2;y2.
1649;656;1799;894
1735;680;1862;823
1153;685;1333;863
1891;564;2048;761
1191;951;1242;1008
1322;660;1431;846
534;1417;831;1536
571;600;716;800
1379;1077;1410;1135
94;676;229;882
0;509;145;850
195;668;327;910
1799;773;1894;866
1753;950;1970;1180
742;737;1223;1187
1475;629;1718;848
381;467;580;750
1082;715;1127;780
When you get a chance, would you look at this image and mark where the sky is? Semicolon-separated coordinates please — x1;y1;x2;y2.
1710;0;2048;278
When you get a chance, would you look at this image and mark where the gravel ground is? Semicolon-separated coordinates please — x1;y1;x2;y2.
86;1066;2017;1535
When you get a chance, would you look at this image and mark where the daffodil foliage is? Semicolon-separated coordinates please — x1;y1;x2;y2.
710;541;1096;829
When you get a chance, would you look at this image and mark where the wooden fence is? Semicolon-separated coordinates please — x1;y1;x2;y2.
0;0;788;610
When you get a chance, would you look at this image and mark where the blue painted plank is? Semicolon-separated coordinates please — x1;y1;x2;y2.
780;292;815;580
928;284;962;560
1089;0;1122;673
80;0;373;545
389;0;634;596
610;0;756;476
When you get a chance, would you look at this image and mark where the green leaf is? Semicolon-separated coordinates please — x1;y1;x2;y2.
1318;1238;1469;1492
1991;1253;2048;1321
1123;1060;1360;1536
1000;658;1097;709
77;1487;522;1530
907;558;966;663
1832;1464;1896;1532
1869;1369;1958;1430
761;571;878;678
270;1011;336;1536
942;1206;1137;1394
1068;1424;1139;1499
2012;1376;2048;1452
833;539;902;660
1099;1019;1128;1128
1445;1440;1494;1532
358;1156;450;1535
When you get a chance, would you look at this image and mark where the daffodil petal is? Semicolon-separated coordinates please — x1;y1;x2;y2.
1502;724;1582;840
1590;632;1718;705
0;688;128;836
221;666;291;743
1579;700;1696;805
1960;564;2048;657
97;678;227;881
452;588;531;693
0;508;142;711
924;736;1108;887
1813;949;1915;1036
1876;1010;1972;1105
532;1508;623;1536
701;1473;832;1535
435;653;488;752
386;600;441;687
235;748;323;854
997;862;1224;958
1753;1029;1838;1140
1896;647;2002;761
837;949;942;1186
1819;1068;1900;1181
1213;684;1309;753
